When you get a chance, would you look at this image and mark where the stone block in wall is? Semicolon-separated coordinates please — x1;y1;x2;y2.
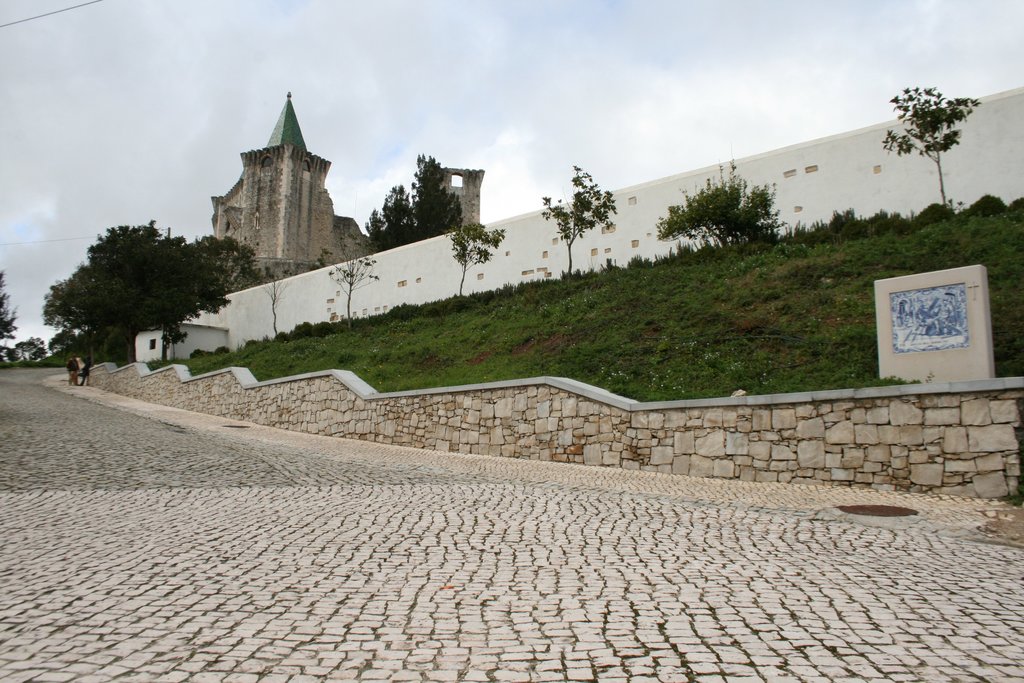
674;431;695;455
942;427;968;454
968;424;1018;452
831;468;854;481
749;441;771;459
695;431;725;457
889;401;923;426
990;399;1019;424
688;454;714;477
796;417;825;439
910;463;943;486
583;444;603;466
713;459;735;478
944;459;977;473
877;425;900;444
771;444;795;461
602;450;621;466
972;472;1009;498
703;409;723;428
725;433;748;456
841;448;865;469
772;409;796;430
825;420;854;444
866;407;889;424
975;452;1005;473
672;455;690;475
960;399;992;426
865;444;890;463
650;446;674;466
854;424;879;444
664;411;687;428
797;441;825;468
924;408;960;425
752;409;772;431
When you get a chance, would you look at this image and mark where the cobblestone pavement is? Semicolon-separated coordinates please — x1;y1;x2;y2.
1;369;1022;683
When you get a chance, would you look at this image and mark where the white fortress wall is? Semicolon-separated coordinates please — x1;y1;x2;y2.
172;87;1022;358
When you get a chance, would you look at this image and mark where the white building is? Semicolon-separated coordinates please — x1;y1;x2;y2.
138;87;1024;361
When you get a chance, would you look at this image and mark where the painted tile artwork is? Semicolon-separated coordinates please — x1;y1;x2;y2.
890;283;970;354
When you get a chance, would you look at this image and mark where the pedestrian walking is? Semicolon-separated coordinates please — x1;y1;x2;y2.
79;356;93;386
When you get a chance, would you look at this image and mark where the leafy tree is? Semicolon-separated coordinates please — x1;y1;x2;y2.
13;337;47;361
541;166;617;275
366;155;462;251
0;271;16;360
448;223;506;295
193;235;261;293
329;257;379;329
883;87;981;207
43;223;255;363
656;163;782;247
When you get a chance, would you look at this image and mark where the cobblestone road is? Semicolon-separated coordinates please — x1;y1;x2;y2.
1;369;1022;682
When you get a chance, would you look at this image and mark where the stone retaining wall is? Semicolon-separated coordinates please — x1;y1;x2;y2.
89;363;1023;499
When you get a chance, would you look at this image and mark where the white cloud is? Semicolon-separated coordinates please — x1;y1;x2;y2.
1;0;1021;346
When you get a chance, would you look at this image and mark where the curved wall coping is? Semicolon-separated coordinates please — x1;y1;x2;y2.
96;362;1024;412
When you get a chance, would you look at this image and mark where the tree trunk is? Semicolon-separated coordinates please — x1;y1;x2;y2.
936;155;948;207
346;290;353;330
459;268;467;296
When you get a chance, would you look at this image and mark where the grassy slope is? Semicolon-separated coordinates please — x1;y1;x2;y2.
180;214;1024;401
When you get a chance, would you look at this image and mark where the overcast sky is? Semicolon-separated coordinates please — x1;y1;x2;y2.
1;0;1022;346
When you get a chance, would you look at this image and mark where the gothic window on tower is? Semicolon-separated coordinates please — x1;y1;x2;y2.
254;213;260;231
303;159;311;176
261;156;273;168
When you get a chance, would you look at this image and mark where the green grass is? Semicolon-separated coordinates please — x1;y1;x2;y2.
176;212;1024;401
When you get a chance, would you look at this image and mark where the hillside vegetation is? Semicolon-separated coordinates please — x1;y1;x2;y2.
178;211;1024;401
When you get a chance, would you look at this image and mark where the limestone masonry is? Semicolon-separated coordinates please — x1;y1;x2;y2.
90;364;1022;500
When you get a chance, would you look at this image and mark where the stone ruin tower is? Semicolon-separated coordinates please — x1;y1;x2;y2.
440;168;485;225
211;93;372;280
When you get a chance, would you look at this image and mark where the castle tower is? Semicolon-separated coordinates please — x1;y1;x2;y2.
212;93;371;279
441;167;485;224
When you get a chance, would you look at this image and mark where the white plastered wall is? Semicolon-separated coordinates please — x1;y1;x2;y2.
189;87;1024;351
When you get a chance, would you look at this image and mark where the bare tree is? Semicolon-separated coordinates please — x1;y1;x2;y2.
329;257;379;329
263;278;289;335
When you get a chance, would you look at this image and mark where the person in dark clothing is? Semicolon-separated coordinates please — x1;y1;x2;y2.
79;356;93;386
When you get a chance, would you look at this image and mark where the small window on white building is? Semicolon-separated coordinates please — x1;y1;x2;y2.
398;280;407;288
601;225;616;234
631;240;640;248
628;196;637;206
542;250;548;258
149;339;157;350
783;169;797;178
805;165;818;174
590;248;598;256
794;206;803;213
477;273;484;280
873;165;882;174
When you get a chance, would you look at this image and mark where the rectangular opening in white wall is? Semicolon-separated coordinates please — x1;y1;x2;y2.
628;196;637;205
805;165;818;174
783;169;797;178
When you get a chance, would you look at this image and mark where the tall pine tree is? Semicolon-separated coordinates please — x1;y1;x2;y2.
366;155;462;251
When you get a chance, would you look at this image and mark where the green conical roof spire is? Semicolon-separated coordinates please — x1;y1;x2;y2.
267;92;306;151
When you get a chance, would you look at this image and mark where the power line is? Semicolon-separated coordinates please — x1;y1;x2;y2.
0;0;105;30
0;235;95;247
